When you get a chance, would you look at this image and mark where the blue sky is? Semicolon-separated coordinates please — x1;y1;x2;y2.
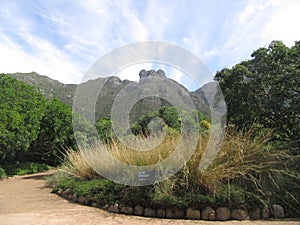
0;0;300;90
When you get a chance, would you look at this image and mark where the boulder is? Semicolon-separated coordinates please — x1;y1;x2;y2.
166;208;185;219
144;208;156;217
156;208;166;218
186;207;201;219
272;204;284;218
201;206;215;220
262;206;270;219
249;208;261;220
91;202;98;207
134;205;144;215
216;207;231;221
231;208;250;220
121;206;133;214
108;204;119;213
77;196;86;204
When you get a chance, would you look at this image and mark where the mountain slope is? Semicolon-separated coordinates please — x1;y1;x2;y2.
6;70;210;121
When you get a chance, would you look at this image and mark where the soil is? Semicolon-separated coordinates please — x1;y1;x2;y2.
0;171;299;225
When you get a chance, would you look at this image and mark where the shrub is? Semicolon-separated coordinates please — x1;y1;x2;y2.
4;162;51;176
0;167;6;179
96;118;113;143
51;126;299;216
60;149;100;180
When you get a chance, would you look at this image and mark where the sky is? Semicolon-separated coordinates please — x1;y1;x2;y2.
0;0;300;90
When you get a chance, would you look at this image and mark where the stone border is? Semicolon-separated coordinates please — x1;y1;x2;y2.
57;188;285;221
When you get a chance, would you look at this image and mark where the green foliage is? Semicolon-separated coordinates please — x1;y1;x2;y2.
96;118;113;143
164;126;180;136
200;120;210;130
3;162;51;176
0;167;6;179
0;75;46;164
131;106;183;136
215;40;300;150
28;99;76;165
159;106;181;130
134;111;160;136
51;174;126;205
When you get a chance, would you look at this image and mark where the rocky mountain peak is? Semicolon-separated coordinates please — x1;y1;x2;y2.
107;76;122;85
139;69;166;79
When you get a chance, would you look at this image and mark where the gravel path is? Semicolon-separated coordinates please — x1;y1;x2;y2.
0;171;299;225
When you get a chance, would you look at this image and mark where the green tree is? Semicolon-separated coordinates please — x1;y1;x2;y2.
96;118;113;143
131;106;183;137
28;99;77;165
215;40;300;149
0;75;46;164
158;106;181;130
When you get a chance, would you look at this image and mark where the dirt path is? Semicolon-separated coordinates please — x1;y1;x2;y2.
0;171;299;225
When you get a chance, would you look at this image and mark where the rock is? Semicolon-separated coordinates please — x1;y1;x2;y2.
77;196;86;204
62;188;71;194
139;69;147;78
166;208;185;219
102;204;110;210
262;206;270;219
134;205;144;215
157;69;166;78
91;202;98;207
186;207;201;219
57;188;63;195
139;69;167;79
249;208;261;220
272;205;284;218
69;194;77;202
156;208;166;218
144;208;156;217
216;207;231;221
121;206;133;215
107;76;122;85
108;204;119;213
61;189;71;198
201;206;215;220
231;208;250;220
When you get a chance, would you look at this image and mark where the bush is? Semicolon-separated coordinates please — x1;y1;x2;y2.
3;162;51;176
50;126;299;216
0;167;6;179
96;118;113;143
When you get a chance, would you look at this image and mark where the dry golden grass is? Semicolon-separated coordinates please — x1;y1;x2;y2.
194;128;292;193
60;149;99;179
61;127;292;197
108;134;178;166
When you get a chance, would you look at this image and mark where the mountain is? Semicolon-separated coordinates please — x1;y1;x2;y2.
6;70;210;122
8;72;76;106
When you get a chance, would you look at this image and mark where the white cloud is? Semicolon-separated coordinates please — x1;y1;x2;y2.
216;0;300;70
262;0;300;46
1;0;300;89
0;31;83;84
239;2;263;24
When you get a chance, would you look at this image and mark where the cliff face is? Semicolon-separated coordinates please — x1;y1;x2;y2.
139;69;166;79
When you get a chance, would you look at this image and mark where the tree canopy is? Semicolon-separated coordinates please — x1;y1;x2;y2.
0;75;46;163
215;40;300;150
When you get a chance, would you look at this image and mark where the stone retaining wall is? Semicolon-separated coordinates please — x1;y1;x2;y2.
58;189;285;221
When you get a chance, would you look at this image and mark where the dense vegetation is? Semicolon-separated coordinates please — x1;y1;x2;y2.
0;74;92;175
215;40;300;153
50;40;299;217
0;75;46;163
1;40;299;217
